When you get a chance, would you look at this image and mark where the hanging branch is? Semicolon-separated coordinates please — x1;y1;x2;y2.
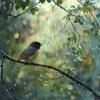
0;53;18;100
0;50;100;99
77;0;99;26
52;0;76;16
68;16;81;47
8;2;40;17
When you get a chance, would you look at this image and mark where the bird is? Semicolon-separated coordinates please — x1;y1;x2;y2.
17;41;41;62
10;41;41;80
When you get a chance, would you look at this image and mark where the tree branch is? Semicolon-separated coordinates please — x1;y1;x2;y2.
0;50;100;99
68;16;80;47
77;0;99;26
52;0;76;16
0;53;18;100
8;2;40;17
0;54;4;84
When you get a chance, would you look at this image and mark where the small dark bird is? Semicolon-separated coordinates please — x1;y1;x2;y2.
10;41;41;82
18;41;41;62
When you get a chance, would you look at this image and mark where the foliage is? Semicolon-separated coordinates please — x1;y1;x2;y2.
0;0;100;100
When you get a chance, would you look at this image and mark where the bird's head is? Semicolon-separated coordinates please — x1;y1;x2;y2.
30;41;41;49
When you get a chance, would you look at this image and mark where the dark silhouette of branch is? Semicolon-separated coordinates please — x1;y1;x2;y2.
0;50;100;99
8;2;40;17
0;54;4;84
0;54;18;100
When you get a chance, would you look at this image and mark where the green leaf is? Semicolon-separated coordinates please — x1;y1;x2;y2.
57;0;63;5
81;6;88;13
96;13;100;18
47;0;51;3
15;4;21;10
39;0;45;3
15;0;30;10
74;15;84;25
21;3;27;10
26;0;30;4
72;5;81;13
30;7;38;15
71;5;75;8
84;0;90;5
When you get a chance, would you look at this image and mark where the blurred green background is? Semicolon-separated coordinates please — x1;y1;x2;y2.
0;0;100;100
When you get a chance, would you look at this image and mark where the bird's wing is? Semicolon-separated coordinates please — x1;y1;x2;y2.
19;46;37;60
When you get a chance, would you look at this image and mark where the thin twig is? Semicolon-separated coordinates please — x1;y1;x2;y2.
0;52;18;100
52;0;76;16
0;55;4;84
0;50;100;99
77;0;99;26
68;16;80;47
2;80;18;100
52;0;81;42
8;1;15;14
62;19;70;32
